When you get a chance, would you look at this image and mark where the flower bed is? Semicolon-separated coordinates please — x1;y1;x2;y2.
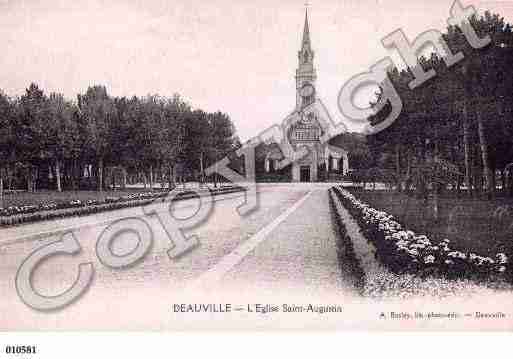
332;186;511;283
0;191;168;217
0;186;244;227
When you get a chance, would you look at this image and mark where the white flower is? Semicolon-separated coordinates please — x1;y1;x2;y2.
448;251;466;259
424;255;435;264
408;249;419;256
498;266;506;273
411;243;426;249
396;239;409;247
445;259;454;265
496;253;508;264
415;235;431;246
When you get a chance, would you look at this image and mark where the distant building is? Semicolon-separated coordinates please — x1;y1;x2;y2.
258;8;349;182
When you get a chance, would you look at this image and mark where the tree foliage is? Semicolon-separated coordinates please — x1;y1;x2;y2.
367;11;513;198
0;85;239;192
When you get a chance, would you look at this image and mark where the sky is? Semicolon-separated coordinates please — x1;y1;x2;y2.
0;0;512;141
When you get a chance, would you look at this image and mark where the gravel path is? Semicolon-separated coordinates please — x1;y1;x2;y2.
0;184;354;330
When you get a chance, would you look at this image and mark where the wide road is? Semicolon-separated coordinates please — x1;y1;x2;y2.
0;183;359;330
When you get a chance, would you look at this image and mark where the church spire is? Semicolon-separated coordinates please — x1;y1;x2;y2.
295;4;316;109
298;4;314;66
301;6;311;48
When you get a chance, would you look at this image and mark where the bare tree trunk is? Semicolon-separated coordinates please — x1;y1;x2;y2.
159;166;165;189
395;143;401;192
8;165;13;191
499;169;504;194
472;144;482;195
0;174;3;208
27;167;35;192
122;167;127;189
433;183;439;220
74;159;80;190
142;171;147;189
405;149;412;193
491;165;497;194
200;153;204;188
33;167;38;192
112;168;116;190
168;165;174;190
70;160;75;190
214;150;218;188
473;164;481;195
149;164;154;190
433;131;440;220
510;170;513;197
476;106;493;199
501;168;508;193
98;157;104;192
56;161;62;192
462;100;473;198
416;142;428;201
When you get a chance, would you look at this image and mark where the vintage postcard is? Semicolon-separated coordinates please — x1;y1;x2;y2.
1;0;513;337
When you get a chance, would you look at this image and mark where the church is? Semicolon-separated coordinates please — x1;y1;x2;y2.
257;9;349;182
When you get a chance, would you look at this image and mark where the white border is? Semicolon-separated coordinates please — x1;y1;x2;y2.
0;332;509;359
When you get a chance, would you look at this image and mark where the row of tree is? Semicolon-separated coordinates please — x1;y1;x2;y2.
0;84;240;193
367;11;513;199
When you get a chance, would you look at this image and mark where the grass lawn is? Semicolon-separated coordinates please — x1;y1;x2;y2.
354;190;513;257
0;189;156;208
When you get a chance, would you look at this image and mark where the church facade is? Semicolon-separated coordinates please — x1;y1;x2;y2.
259;9;349;182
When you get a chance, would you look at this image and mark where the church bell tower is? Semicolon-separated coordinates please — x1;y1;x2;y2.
296;7;317;110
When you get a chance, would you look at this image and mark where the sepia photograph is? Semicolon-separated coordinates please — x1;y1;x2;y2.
1;0;513;344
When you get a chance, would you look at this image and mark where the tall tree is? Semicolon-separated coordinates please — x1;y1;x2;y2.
78;85;117;192
0;92;15;205
47;93;81;192
19;83;50;192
